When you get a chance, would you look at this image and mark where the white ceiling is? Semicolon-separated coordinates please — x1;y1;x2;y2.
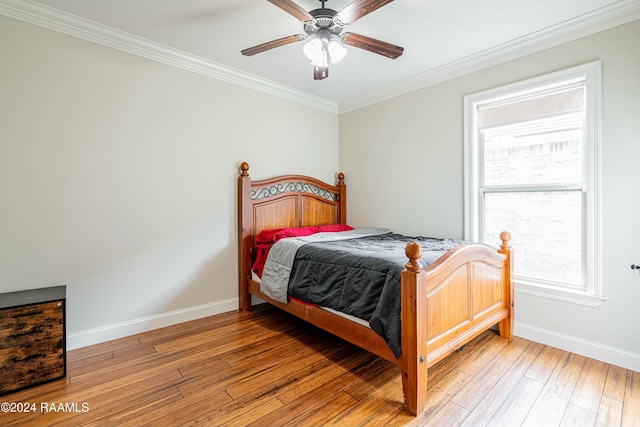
3;0;640;111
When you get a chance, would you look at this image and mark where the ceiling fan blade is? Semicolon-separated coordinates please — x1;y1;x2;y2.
267;0;314;22
336;0;394;25
342;32;404;59
241;35;305;56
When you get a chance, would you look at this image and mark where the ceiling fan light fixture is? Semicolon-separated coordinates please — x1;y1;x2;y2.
327;40;348;64
303;38;323;63
303;37;347;65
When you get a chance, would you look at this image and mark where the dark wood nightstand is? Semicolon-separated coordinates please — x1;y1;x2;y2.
0;286;66;395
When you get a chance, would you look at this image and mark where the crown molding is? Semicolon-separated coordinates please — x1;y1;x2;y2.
339;0;640;114
2;0;639;116
0;0;339;114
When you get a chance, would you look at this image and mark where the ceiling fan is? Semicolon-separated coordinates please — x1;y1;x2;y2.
241;0;404;80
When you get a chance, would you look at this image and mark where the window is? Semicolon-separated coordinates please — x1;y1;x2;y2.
464;62;603;305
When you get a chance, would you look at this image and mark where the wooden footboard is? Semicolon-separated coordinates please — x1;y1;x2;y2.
237;162;513;417
400;235;513;415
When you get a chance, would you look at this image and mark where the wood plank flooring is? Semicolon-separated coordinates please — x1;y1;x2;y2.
1;304;638;426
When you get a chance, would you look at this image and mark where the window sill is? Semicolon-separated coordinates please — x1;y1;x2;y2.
515;280;606;307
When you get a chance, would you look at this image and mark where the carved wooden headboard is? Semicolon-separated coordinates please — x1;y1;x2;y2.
237;161;346;310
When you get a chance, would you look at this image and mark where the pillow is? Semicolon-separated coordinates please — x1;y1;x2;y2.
252;224;353;278
316;223;355;233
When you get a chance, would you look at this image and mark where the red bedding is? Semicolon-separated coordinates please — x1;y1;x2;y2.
252;224;353;277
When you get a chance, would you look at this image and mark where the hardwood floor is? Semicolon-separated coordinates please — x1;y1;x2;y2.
1;304;639;426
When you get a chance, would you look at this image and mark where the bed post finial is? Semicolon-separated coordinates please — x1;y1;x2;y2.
239;162;250;177
337;172;345;185
500;231;512;251
405;241;423;271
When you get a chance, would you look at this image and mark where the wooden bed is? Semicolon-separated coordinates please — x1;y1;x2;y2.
237;162;513;416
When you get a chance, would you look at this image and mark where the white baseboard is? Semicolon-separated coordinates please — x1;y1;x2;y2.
66;298;239;350
515;321;640;372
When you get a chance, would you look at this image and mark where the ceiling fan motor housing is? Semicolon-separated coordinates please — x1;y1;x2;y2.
305;8;345;36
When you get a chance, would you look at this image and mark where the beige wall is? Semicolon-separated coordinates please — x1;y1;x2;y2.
3;10;639;370
0;16;339;347
340;20;640;369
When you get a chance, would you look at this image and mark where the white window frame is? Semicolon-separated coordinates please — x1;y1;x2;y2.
464;61;604;306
